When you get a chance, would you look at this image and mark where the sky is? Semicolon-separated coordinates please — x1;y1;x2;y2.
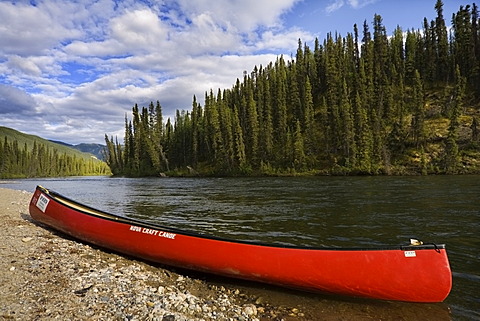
0;0;467;145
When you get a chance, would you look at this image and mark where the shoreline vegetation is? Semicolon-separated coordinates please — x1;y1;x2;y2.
105;1;480;178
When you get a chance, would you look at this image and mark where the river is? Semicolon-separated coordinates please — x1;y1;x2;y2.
2;175;479;320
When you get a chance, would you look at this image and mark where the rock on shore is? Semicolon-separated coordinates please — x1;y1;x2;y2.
0;188;303;321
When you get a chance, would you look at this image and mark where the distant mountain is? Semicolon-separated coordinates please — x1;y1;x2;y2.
73;143;106;160
50;140;107;160
0;126;98;161
48;140;73;147
49;140;106;160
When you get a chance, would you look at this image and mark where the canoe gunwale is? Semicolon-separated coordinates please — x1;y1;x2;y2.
35;185;445;252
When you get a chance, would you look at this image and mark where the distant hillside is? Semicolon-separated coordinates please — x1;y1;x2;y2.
50;140;106;160
0;126;111;178
0;126;98;161
75;143;106;160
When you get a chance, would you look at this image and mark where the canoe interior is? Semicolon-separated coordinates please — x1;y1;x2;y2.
34;185;445;252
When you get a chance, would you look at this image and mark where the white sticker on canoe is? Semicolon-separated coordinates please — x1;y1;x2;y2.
36;193;50;213
404;250;416;257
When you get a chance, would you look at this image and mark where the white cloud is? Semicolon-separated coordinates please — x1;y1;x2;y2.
255;29;312;52
325;0;377;14
326;0;345;14
0;2;81;56
348;0;377;9
64;40;121;57
6;56;42;76
0;85;38;114
110;9;169;50
172;0;298;32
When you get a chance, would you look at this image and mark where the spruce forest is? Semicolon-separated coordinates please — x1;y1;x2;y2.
105;1;480;177
0;137;111;178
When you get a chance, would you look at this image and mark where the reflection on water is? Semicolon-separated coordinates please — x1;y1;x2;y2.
2;175;479;320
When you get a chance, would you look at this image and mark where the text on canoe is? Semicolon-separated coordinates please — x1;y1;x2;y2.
129;225;176;239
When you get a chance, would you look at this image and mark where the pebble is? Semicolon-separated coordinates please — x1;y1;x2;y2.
15;234;288;321
243;304;257;316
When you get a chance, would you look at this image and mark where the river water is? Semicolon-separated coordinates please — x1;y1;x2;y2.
2;175;479;320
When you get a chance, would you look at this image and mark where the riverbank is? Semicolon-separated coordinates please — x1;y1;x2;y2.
0;188;307;321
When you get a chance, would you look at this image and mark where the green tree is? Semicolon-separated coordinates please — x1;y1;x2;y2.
452;5;475;83
244;78;259;166
411;70;426;147
232;105;247;169
257;66;274;162
444;66;466;173
292;120;306;170
434;0;450;83
273;56;288;165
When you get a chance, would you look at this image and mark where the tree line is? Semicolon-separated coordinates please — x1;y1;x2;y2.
0;137;111;178
105;1;480;176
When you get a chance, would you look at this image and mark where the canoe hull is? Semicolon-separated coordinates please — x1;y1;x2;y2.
29;186;452;302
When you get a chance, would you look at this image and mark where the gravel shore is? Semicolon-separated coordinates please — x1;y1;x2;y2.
0;188;307;321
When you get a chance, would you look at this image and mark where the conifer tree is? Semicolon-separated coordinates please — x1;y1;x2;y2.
191;95;200;166
390;26;405;80
324;33;342;155
313;38;326;105
422;18;436;84
340;79;357;167
303;76;316;159
434;0;450;83
288;62;302;127
444;65;465;173
293;120;306;170
218;93;235;170
411;70;426;147
453;5;475;82
245;78;259;166
257;66;274;162
105;135;120;175
232;105;247;169
206;90;225;170
295;39;306;119
303;43;318;103
405;30;419;85
273;56;288;164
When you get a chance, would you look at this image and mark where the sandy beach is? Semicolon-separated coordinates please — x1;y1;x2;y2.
0;188;307;321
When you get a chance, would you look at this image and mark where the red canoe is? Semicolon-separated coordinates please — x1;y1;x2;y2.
29;185;452;302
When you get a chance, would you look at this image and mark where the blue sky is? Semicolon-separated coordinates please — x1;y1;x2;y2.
0;0;467;144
